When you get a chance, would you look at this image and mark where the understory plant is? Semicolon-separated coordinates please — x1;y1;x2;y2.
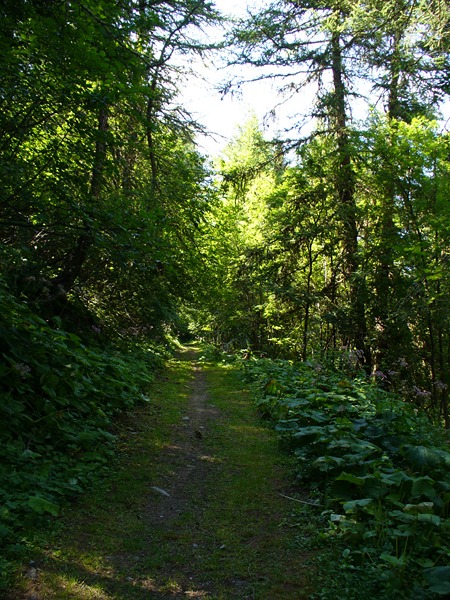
0;278;166;590
242;357;450;599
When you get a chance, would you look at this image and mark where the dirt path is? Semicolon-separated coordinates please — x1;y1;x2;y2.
144;349;222;528
139;349;226;596
19;348;314;599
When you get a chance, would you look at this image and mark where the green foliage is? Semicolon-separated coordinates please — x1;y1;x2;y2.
0;0;219;340
0;278;167;591
1;0;449;591
0;1;221;588
242;356;450;598
197;117;280;351
202;111;449;425
207;0;450;425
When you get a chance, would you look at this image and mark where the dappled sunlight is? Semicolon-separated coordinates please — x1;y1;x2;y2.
198;454;222;463
184;591;210;598
2;0;449;597
157;442;224;464
44;572;108;599
163;442;185;452
36;547;215;599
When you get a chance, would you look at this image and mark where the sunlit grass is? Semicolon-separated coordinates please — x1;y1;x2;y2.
43;574;109;599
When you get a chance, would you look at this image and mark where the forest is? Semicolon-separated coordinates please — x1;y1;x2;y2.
0;0;449;597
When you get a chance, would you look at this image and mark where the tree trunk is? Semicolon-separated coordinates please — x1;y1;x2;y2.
373;26;402;371
331;25;370;371
146;74;159;193
302;241;313;361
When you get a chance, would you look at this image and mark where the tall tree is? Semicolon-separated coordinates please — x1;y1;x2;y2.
0;0;220;334
348;0;450;371
228;1;372;365
199;117;278;349
225;0;450;370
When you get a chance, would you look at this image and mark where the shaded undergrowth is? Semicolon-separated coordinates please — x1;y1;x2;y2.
0;278;167;591
241;356;450;599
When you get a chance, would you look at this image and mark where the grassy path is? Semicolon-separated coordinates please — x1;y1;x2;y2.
17;348;314;599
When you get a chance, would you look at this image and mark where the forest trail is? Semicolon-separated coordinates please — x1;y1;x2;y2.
19;348;314;600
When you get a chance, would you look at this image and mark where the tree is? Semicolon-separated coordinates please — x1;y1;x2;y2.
360;115;450;422
0;0;220;335
345;0;450;372
199;117;279;350
228;1;372;365
224;0;450;374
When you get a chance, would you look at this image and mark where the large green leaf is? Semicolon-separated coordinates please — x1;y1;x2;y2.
424;567;450;595
343;498;374;512
291;425;326;440
380;553;405;567
403;445;445;470
380;470;412;486
411;476;437;500
336;472;367;485
28;496;59;517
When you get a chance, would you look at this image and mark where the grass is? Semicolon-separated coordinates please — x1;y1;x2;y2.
10;348;315;599
194;364;314;598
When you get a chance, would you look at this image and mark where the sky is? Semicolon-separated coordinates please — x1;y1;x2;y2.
182;71;285;156
180;0;287;156
180;0;450;158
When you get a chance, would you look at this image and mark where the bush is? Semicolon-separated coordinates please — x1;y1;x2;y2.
242;357;450;599
0;278;166;590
